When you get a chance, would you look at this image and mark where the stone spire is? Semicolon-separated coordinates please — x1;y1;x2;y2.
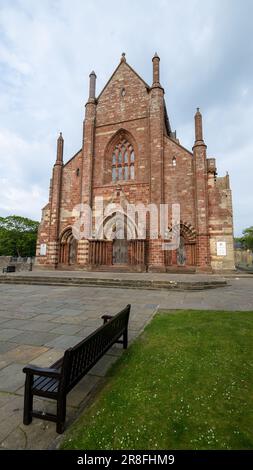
194;108;204;144
152;52;160;87
56;132;64;164
88;70;97;101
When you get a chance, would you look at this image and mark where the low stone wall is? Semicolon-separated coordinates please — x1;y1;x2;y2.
0;256;35;272
235;249;253;267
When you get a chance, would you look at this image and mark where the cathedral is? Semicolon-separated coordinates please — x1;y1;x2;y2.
36;53;235;272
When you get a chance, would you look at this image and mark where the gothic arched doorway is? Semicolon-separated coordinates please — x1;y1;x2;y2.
89;210;146;268
59;229;77;266
165;222;197;268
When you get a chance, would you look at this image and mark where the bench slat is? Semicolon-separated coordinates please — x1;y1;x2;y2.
33;376;59;394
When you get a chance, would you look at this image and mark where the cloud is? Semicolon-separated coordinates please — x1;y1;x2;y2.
0;177;46;219
0;128;50;218
0;0;252;235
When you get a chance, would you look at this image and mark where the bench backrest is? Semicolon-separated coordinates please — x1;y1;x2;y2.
60;304;131;393
4;265;16;273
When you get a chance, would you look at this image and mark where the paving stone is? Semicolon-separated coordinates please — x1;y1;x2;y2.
9;331;58;347
74;326;99;338
68;374;101;408
0;345;48;369
30;306;65;314
0;318;10;325
30;349;63;367
0;329;23;341
19;418;59;450
50;324;83;335
51;315;86;325
15;384;25;396
16;320;57;332
45;335;84;350
52;308;84;317
0;391;20;410
0;312;38;320
32;396;57;415
128;330;141;342
0;319;29;329
88;354;119;377
0;415;21;444
1;425;27;449
32;314;61;322
129;321;149;331
0;394;23;421
0;363;24;392
0;342;17;354
106;345;123;356
81;319;103;328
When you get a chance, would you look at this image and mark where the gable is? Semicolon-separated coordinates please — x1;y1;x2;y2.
96;61;150;127
63;149;82;168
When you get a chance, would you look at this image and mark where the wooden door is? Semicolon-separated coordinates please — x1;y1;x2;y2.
113;239;128;264
69;238;77;265
177;237;186;266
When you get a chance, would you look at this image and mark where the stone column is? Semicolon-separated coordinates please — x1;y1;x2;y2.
81;71;97;208
192;109;211;271
148;53;166;271
78;72;97;266
48;133;64;267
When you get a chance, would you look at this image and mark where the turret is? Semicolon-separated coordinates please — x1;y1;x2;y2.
149;53;166;271
152;52;161;87
88;71;97;102
81;71;97;208
194;108;204;145
49;132;64;266
192;108;210;270
56;132;64;164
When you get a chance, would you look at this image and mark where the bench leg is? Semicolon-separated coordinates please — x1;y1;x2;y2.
123;329;128;349
56;395;66;434
23;374;33;425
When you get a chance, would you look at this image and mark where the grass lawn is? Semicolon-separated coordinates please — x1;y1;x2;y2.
61;310;253;450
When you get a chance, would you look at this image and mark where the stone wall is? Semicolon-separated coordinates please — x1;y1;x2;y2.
235;249;253;267
0;256;34;272
208;172;235;271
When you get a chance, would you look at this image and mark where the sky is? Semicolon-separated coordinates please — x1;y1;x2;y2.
0;0;252;236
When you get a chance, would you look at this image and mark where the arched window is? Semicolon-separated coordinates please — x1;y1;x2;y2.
112;139;135;182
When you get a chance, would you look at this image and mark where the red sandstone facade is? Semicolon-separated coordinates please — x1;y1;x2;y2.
36;53;235;272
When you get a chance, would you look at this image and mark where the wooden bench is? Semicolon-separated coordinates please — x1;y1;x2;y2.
23;304;131;433
2;265;16;273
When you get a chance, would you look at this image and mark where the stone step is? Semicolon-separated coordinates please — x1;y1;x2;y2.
165;267;196;274
87;265;143;273
0;275;227;290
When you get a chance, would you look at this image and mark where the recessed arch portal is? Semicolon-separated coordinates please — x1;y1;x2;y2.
165;222;197;267
59;228;77;265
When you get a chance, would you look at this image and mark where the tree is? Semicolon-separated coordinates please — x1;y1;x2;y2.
0;216;39;257
237;226;253;251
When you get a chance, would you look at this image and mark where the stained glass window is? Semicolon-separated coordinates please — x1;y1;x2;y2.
112;139;135;182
